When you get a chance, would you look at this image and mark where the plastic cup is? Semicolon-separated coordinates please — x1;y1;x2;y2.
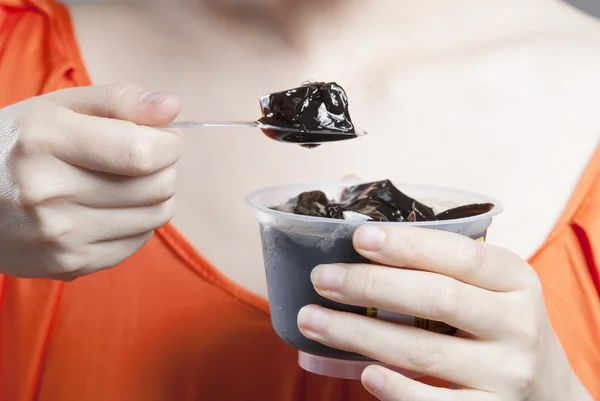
246;180;503;380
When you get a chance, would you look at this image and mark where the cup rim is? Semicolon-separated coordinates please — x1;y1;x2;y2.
246;180;504;227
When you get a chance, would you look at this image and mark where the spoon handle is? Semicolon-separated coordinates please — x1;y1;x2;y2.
159;120;260;129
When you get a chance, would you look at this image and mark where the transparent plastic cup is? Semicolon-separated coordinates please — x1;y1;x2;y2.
246;180;503;380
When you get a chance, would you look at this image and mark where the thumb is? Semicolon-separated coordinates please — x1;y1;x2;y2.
39;84;181;126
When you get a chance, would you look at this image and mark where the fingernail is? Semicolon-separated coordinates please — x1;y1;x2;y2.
297;306;331;334
355;226;386;251
311;264;346;290
362;366;387;393
141;91;171;103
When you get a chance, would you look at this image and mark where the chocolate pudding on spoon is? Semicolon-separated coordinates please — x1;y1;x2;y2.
257;82;362;148
160;82;365;147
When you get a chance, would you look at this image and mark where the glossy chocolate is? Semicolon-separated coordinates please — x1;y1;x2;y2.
339;180;436;222
272;180;494;222
258;82;357;147
435;203;495;220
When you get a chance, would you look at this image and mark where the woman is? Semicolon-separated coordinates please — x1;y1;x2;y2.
0;0;598;399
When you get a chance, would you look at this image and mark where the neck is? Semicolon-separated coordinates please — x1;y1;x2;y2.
126;0;573;53
302;0;566;54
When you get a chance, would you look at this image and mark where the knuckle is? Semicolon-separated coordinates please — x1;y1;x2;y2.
19;100;60;127
123;127;157;176
369;374;416;400
519;323;541;349
505;247;541;290
35;212;73;246
14;165;66;209
131;231;155;252
10;103;65;158
396;233;427;266
13;130;42;158
345;317;368;351
18;187;46;208
149;167;177;204
352;267;383;303
108;83;140;97
401;388;429;401
102;84;141;109
506;352;536;395
49;252;85;275
52;104;77;127
464;241;490;280
433;281;471;321
154;197;176;228
472;242;489;273
17;178;57;208
13;121;45;157
165;132;184;159
405;334;444;372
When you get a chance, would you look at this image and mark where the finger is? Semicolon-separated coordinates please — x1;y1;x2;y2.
310;263;520;339
297;305;500;388
63;164;177;208
353;225;537;291
52;231;154;280
73;165;177;208
83;231;155;274
40;84;181;125
83;198;175;242
38;199;175;244
13;159;177;209
49;111;183;176
361;365;491;401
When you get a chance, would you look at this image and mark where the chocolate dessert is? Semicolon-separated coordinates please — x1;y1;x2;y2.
436;203;495;220
254;181;499;362
258;82;357;147
272;179;494;222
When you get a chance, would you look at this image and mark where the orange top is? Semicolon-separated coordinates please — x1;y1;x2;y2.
0;1;599;400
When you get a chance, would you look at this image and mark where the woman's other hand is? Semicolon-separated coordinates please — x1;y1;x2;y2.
298;225;592;400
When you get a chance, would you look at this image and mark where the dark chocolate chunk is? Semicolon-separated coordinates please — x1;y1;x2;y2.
271;180;494;223
340;180;437;222
292;191;330;217
435;203;495;220
258;82;357;147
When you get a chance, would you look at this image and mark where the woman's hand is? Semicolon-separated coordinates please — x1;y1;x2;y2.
297;225;592;400
0;85;182;280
